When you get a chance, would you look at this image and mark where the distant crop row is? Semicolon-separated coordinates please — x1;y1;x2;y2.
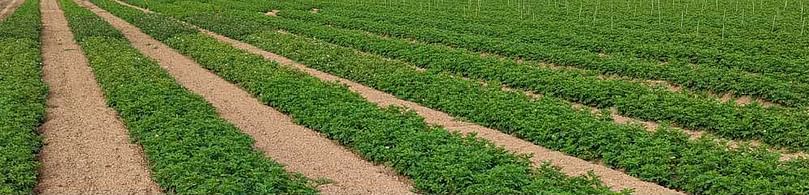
273;4;809;108
0;0;46;194
87;0;622;194
59;0;317;193
285;0;809;86
115;0;809;194
329;0;809;38
130;0;809;153
277;10;809;151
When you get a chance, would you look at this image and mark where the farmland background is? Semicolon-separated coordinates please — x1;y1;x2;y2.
276;0;809;87
4;0;809;194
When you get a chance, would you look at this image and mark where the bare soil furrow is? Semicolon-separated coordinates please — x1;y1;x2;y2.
187;14;684;195
451;36;781;108
78;1;415;194
36;0;160;194
372;31;778;109
517;85;806;161
362;30;801;155
0;0;22;20
110;0;146;13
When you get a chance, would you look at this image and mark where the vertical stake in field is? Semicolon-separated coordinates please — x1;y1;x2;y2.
681;1;686;32
801;0;806;35
609;1;614;29
518;0;523;19
476;0;480;18
752;0;756;22
657;0;662;27
772;0;787;33
697;0;705;35
740;0;746;25
722;6;727;39
578;0;583;21
593;0;599;24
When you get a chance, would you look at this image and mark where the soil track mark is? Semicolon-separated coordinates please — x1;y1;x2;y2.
0;0;23;20
373;31;780;108
266;9;278;16
35;0;160;193
78;1;415;194
522;86;805;161
110;0;147;13
187;16;684;195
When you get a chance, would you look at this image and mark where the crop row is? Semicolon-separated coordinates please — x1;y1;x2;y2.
273;0;809;85
113;0;809;194
87;0;621;194
126;0;809;153
0;0;47;194
306;0;808;35
59;0;318;193
270;6;809;107
270;11;809;150
284;0;809;84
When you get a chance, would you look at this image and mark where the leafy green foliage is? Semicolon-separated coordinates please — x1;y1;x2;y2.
0;0;41;40
105;0;809;194
158;2;809;153
59;0;317;193
89;0;624;194
0;0;46;194
241;29;809;195
271;0;809;103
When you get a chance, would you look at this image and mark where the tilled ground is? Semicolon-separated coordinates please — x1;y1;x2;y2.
0;0;21;19
99;1;684;193
78;0;416;194
35;0;160;193
193;27;683;195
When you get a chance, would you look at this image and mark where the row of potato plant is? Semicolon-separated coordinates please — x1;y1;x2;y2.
88;0;622;194
0;0;47;194
272;0;809;87
124;0;809;153
59;0;317;193
270;6;809;107
113;0;809;194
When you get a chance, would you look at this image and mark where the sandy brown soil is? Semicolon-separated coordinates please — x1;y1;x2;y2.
502;81;689;141
509;76;801;161
36;0;161;194
265;9;278;16
0;0;11;18
187;16;683;195
646;79;775;107
568;92;803;161
0;0;21;20
78;1;415;194
396;36;780;108
111;0;149;13
105;0;804;192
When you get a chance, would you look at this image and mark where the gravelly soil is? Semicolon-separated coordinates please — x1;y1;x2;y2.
0;0;21;20
35;0;161;194
193;18;684;195
79;1;416;194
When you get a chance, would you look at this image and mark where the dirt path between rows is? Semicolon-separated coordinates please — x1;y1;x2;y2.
586;96;803;161
0;0;22;20
36;0;160;194
205;31;683;195
111;0;148;13
479;57;805;161
118;8;686;195
268;7;800;160
77;1;415;194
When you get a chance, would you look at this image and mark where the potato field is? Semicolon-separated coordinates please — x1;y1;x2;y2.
1;0;808;194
